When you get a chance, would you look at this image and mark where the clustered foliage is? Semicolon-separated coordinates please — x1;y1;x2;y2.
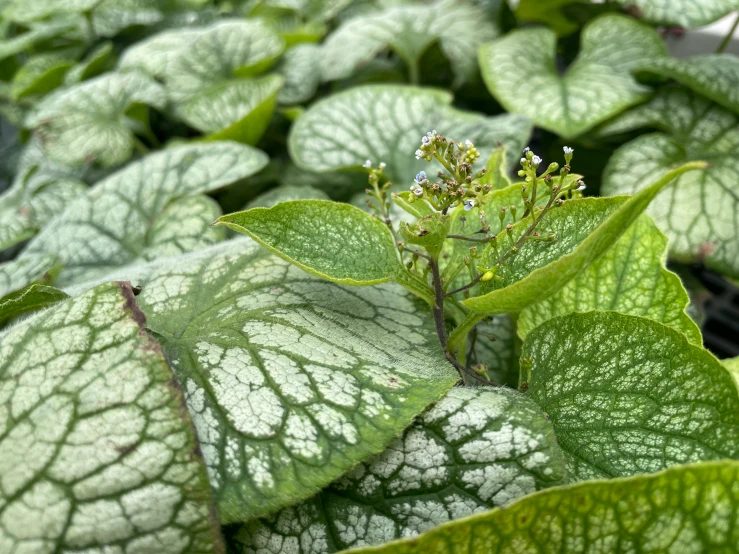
0;1;738;553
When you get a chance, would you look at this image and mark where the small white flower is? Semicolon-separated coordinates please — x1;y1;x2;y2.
422;136;431;146
465;139;473;148
563;146;574;155
415;171;428;184
523;147;531;153
410;184;424;197
363;159;372;168
520;157;527;165
463;199;475;211
379;162;386;169
531;155;542;167
415;149;424;159
428;130;437;137
576;182;586;191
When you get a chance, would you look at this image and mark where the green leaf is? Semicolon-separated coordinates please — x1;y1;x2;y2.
0;175;87;252
320;0;498;86
179;74;283;144
90;0;165;37
602;88;739;278
25;71;167;167
289;84;532;185
523;311;739;480
514;0;584;36
246;184;330;209
478;14;667;139
64;41;115;85
518;215;702;345
0;21;75;62
515;0;739;31
0;253;60;299
725;357;739;384
10;142;267;287
230;386;567;552
463;163;704;314
10;51;76;100
635;55;739;116
277;43;321;105
343;461;739;553
620;0;739;28
217;200;404;286
142;195;226;261
478;144;510;190
0;282;223;553
118;20;285;104
2;0;166;35
399;213;451;258
3;0;99;22
0;139;87;252
440;177;564;293
0;283;67;324
96;240;457;522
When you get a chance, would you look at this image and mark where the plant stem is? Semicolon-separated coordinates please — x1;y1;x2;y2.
446;234;493;243
408;59;420;85
717;12;739;53
427;258;492;385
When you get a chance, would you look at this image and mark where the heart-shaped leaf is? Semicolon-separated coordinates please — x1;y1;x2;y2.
179;74;283;144
620;0;739;28
478;14;666;139
2;0;167;36
217;200;405;286
119;20;285;104
518;215;701;345
25;71;167;167
277;43;321;105
523;311;739;480
344;461;739;553
635;54;739;115
463;163;703;314
230;386;566;553
320;0;497;86
7;142;267;287
289;85;532;185
94;240;457;522
90;0;165;37
602;88;739;278
0;282;223;553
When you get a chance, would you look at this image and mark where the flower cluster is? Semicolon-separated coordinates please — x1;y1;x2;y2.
409;130;489;213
